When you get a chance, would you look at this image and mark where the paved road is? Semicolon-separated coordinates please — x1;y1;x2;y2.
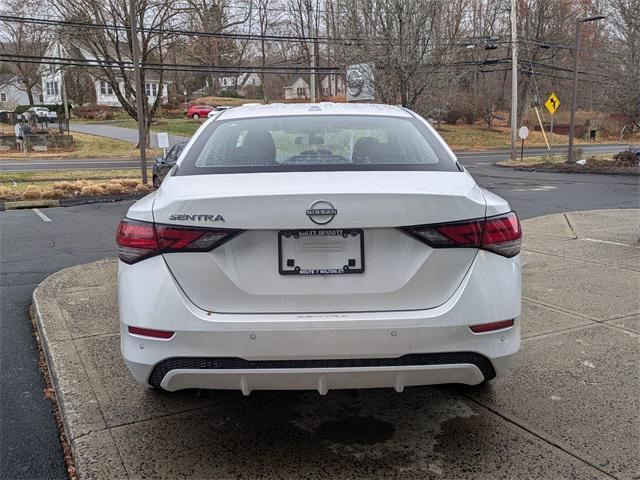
69;123;189;147
0;165;638;479
0;144;632;172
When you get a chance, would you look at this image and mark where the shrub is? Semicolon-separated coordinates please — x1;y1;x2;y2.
443;109;462;125
106;183;126;195
0;186;13;199
135;184;154;195
613;149;639;167
218;90;245;99
120;179;140;188
80;184;105;196
44;189;67;199
52;181;77;191
22;186;44;199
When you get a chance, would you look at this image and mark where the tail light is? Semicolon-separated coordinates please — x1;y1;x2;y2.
116;218;242;264
400;211;521;257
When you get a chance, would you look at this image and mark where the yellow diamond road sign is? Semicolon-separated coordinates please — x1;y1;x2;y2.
545;93;560;115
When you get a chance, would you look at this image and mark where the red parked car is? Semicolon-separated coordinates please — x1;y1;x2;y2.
186;104;214;119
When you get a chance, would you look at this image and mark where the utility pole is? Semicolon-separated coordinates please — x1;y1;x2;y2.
567;15;605;164
129;0;148;184
57;43;70;125
509;0;518;161
308;2;316;102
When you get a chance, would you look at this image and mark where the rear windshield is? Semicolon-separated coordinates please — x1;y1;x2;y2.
176;115;457;175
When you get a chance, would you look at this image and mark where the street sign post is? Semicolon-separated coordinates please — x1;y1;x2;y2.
545;92;560;148
545;93;560;114
157;132;170;156
518;126;529;162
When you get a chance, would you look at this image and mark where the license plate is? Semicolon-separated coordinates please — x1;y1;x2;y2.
278;229;364;276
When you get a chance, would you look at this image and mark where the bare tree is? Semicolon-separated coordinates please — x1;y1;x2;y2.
605;0;640;130
0;0;51;104
183;0;252;96
53;0;177;145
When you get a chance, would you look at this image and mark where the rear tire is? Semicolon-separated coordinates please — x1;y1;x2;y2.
192;113;200;120
153;175;160;188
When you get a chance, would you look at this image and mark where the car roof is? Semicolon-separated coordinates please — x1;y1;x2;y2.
216;102;411;120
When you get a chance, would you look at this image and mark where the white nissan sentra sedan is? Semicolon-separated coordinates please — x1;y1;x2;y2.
117;103;521;394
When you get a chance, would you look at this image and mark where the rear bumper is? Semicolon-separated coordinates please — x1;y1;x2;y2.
119;252;521;393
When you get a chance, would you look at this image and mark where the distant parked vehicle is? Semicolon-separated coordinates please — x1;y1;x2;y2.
152;141;187;188
186;105;214;119
27;107;57;120
207;106;231;118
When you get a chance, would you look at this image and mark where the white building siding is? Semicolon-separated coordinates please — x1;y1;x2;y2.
0;80;36;109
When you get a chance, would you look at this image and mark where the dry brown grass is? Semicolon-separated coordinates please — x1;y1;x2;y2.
80;184;105;196
120;179;140;188
52;181;77;191
135;184;154;195
105;183;126;195
0;186;13;199
43;189;68;199
22;185;44;200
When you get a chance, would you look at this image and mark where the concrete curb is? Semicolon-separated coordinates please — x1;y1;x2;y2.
0;194;144;211
32;260;128;479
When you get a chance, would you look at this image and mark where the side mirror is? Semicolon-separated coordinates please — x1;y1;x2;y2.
155;157;164;164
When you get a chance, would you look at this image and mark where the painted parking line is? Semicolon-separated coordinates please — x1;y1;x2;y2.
32;208;52;222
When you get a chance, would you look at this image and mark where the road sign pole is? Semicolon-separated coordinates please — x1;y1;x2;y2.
521;139;524;162
550;115;554;149
509;0;518;161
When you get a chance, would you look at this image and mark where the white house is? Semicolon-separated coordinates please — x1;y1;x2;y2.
0;74;43;110
218;72;262;96
283;75;345;100
283;77;310;100
40;39;169;107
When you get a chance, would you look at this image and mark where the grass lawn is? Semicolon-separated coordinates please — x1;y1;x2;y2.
114;118;202;137
0;132;161;159
436;124;613;151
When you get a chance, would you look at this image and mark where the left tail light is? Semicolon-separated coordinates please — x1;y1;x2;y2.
116;218;242;264
400;211;521;258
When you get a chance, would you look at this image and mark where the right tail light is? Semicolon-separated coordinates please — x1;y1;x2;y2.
400;211;521;258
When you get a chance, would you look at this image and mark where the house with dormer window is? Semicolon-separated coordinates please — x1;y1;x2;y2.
40;39;169;107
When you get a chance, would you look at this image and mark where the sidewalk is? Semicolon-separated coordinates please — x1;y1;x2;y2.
33;209;639;479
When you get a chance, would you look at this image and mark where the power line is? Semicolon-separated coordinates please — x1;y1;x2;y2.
0;53;340;75
0;14;516;49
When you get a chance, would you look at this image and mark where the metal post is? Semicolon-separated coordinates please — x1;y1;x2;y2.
567;20;581;164
550;114;554;150
129;0;148;184
509;0;518;161
308;3;316;102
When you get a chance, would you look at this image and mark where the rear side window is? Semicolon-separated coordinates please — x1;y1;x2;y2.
177;115;457;175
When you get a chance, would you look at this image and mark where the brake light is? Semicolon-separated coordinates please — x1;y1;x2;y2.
116;218;242;264
400;211;521;257
470;319;515;333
